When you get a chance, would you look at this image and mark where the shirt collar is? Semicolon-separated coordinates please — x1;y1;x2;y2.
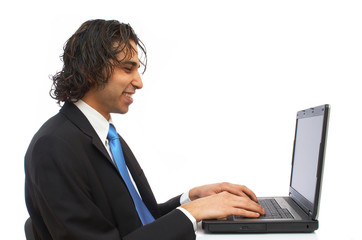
74;100;113;144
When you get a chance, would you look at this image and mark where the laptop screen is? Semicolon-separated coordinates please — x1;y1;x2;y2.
290;115;324;204
289;105;329;218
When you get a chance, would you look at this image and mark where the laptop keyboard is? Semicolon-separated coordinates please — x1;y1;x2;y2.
258;199;294;219
234;198;294;220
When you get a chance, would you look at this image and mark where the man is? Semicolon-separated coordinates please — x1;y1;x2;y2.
25;19;265;240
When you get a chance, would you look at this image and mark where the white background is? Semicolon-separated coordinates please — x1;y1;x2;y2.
1;1;361;239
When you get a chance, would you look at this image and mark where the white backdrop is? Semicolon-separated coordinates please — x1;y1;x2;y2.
1;1;361;239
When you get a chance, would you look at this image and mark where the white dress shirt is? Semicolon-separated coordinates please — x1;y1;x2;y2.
74;100;196;230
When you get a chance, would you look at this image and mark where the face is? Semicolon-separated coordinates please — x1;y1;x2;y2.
82;41;143;120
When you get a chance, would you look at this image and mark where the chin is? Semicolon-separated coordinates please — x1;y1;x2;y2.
118;107;129;114
112;104;129;114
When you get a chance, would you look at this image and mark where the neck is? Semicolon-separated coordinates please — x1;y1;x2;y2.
80;96;111;121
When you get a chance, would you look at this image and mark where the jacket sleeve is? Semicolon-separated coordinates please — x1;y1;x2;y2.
158;195;183;216
125;209;196;240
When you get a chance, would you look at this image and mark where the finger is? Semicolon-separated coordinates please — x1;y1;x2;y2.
233;208;261;218
231;195;265;215
239;185;258;202
219;183;248;198
221;183;258;202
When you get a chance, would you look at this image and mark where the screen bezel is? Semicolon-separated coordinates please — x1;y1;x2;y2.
289;104;330;220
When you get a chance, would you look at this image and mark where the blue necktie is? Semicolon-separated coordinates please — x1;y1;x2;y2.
107;124;155;225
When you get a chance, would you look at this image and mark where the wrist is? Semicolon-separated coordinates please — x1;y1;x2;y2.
181;201;202;222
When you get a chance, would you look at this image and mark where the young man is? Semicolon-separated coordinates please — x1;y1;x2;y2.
25;19;265;240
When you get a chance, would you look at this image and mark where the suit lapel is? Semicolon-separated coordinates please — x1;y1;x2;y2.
59;103;114;166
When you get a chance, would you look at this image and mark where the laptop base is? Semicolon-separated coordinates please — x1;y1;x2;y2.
202;219;318;233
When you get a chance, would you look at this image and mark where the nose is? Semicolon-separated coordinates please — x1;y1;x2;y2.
132;71;143;90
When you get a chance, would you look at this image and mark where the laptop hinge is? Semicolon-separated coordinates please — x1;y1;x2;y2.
308;210;313;219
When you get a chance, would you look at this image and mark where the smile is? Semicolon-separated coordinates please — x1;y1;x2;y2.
123;93;133;99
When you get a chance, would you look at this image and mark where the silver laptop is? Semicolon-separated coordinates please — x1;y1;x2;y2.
202;104;330;233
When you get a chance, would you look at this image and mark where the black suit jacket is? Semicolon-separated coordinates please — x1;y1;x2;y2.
25;102;195;240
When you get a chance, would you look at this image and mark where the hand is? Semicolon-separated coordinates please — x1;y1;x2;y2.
188;182;258;202
181;191;265;222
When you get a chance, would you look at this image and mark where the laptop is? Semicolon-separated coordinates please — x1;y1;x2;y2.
202;104;330;233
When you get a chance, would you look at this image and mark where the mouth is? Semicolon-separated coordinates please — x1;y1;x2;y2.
122;91;135;105
122;92;134;100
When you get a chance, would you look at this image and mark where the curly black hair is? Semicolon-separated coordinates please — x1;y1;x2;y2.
50;19;147;104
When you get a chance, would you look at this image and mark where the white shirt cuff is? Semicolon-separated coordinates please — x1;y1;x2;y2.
176;207;197;231
180;190;191;205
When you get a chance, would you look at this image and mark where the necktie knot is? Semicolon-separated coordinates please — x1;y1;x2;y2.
107;124;119;141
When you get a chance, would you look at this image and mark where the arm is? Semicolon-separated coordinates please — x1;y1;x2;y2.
157;195;183;216
124;210;195;240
